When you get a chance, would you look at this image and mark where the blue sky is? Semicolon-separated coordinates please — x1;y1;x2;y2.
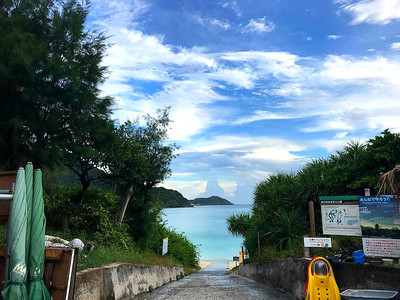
88;0;400;203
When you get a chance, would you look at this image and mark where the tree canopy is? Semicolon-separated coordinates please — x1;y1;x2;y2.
228;130;400;256
0;0;112;169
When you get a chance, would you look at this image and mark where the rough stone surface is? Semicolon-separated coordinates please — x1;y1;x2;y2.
75;263;184;300
133;260;294;300
238;258;400;300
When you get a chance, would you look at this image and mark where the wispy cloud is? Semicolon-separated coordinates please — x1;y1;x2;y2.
327;34;343;40
194;16;231;29
242;17;275;33
337;0;400;25
391;42;400;50
219;0;242;17
233;110;297;125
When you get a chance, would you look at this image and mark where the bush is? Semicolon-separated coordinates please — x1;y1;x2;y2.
148;227;199;268
45;186;132;248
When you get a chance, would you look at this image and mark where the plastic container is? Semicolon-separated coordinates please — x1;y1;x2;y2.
382;258;394;266
340;289;398;299
353;251;365;265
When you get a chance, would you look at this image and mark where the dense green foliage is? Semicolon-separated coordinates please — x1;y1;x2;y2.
148;227;199;268
1;0;196;269
228;130;400;258
0;0;112;170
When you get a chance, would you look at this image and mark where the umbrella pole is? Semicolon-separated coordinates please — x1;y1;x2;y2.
3;194;14;287
3;177;16;287
65;248;75;300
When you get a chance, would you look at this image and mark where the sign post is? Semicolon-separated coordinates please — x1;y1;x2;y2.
162;238;168;256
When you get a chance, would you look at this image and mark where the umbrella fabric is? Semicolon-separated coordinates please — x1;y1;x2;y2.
25;162;33;269
27;169;51;300
1;168;28;300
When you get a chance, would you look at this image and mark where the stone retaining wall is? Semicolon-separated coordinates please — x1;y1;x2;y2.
74;263;184;300
238;258;400;300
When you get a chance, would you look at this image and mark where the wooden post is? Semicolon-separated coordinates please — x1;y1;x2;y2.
257;232;262;253
309;201;316;237
241;246;245;263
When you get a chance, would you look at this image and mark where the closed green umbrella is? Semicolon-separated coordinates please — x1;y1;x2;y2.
1;168;28;300
27;169;51;300
25;162;33;269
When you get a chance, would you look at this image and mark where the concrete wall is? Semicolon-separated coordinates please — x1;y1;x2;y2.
238;258;400;300
75;263;184;300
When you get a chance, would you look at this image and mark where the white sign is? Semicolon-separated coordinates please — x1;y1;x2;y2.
304;237;332;248
362;238;400;258
321;204;362;236
162;238;168;256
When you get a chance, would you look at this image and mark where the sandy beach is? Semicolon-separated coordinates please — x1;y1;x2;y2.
198;260;239;270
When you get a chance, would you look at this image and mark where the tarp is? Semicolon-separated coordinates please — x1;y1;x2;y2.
27;169;51;300
25;162;33;270
1;168;28;300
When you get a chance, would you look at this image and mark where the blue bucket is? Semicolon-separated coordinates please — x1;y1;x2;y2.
353;251;365;265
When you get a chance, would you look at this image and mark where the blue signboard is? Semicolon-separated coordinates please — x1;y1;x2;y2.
359;195;400;238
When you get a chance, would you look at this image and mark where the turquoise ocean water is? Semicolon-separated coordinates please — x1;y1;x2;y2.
162;204;252;260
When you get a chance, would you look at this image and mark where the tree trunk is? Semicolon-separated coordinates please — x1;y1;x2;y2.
75;180;90;203
61;215;69;229
118;185;135;224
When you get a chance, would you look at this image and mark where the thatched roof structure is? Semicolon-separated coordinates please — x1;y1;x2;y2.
378;165;400;197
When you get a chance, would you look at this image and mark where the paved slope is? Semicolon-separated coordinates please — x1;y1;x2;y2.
133;261;294;300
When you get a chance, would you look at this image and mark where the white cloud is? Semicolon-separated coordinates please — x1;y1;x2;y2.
233;110;296;125
391;42;400;50
207;68;257;89
194;16;231;30
210;18;231;29
187;135;305;162
242;17;275;33
219;181;238;197
327;34;343;40
219;0;242;17
339;0;400;25
160;180;207;199
334;132;349;138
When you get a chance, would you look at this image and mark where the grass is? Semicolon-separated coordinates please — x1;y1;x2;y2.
77;245;179;272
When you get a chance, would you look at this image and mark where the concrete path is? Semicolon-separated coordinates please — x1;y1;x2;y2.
133;260;294;300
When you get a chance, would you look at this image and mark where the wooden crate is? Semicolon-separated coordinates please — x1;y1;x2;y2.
0;171;16;191
0;170;78;300
0;246;78;300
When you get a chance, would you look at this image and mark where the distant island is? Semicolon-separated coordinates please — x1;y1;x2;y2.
150;187;192;208
190;196;233;206
150;187;233;207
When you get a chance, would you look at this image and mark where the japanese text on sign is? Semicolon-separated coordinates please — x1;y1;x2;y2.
304;237;332;248
362;238;400;258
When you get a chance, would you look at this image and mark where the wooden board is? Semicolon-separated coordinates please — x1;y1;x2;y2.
0;200;11;221
0;246;78;299
0;171;16;190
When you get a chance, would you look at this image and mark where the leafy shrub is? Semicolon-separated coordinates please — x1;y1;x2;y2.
45;186;132;248
149;227;199;268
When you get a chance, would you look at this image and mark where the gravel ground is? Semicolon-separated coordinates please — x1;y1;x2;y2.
133;260;295;300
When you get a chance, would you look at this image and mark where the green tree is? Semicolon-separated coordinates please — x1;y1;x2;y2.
0;0;112;169
106;108;179;224
63;116;116;203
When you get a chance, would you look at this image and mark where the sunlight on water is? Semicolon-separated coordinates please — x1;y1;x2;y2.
162;204;252;260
